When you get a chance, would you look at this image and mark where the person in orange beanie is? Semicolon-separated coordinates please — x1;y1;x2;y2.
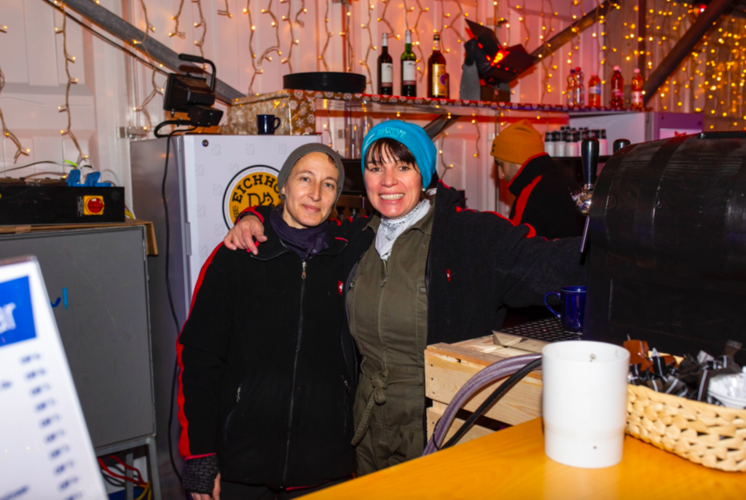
491;120;584;239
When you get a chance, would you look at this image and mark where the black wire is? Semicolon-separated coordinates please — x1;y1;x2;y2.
441;358;543;450
154;120;195;138
101;472;127;489
162;128;195;487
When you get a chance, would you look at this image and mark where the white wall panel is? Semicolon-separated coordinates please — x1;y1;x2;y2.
4;0;30;84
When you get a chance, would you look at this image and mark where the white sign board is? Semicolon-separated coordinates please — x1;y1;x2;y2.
0;256;107;500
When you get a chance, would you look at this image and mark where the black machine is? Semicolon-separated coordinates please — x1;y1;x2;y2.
460;20;537;102
158;53;223;135
0;179;125;225
581;132;746;362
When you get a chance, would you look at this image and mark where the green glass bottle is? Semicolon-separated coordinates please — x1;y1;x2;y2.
400;30;417;97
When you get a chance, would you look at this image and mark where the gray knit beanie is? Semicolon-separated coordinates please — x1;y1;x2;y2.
277;143;345;203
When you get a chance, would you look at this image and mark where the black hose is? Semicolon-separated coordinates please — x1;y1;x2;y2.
161;129;195;487
154;120;195;138
441;358;543;449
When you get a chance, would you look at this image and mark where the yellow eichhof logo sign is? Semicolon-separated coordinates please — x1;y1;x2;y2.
223;165;281;228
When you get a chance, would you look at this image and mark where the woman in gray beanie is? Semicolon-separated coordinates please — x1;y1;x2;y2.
177;143;357;500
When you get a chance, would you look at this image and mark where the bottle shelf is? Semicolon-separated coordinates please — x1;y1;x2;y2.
231;89;647;117
223;89;648;142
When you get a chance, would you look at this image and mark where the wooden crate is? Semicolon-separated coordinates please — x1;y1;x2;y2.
425;334;544;446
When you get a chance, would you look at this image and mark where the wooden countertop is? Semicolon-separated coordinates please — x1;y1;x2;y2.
0;220;158;255
306;418;745;499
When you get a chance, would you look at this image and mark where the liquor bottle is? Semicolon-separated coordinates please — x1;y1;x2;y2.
544;131;556;156
588;73;602;107
401;30;417;97
610;66;624;109
574;67;585;106
566;129;580;157
566;69;576;107
556;128;567;156
631;68;644;110
427;32;448;98
599;129;608;155
377;33;393;96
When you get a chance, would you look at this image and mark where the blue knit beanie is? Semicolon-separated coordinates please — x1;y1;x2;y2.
361;121;437;191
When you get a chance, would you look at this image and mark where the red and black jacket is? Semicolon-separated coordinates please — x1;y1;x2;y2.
507;153;585;240
176;218;358;488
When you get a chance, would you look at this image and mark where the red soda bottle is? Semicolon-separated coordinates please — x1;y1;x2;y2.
588;74;601;107
631;68;643;111
610;66;624;109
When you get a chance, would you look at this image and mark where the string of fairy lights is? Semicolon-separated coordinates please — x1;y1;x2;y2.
218;0;233;18
280;0;300;72
320;0;332;72
343;2;355;74
55;2;87;166
402;0;426;81
0;24;30;163
439;0;466;50
258;0;281;67
132;0;163;131
539;0;554;102
169;0;207;60
8;0;746;176
361;3;375;92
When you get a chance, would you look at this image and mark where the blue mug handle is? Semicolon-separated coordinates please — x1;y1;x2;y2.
544;292;562;319
271;117;282;132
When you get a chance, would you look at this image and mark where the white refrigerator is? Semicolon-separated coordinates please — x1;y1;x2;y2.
130;134;319;498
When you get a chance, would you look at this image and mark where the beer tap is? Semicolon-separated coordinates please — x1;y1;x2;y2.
577;138;598;254
613;138;631;153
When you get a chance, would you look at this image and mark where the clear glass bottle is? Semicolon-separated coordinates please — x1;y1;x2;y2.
574;67;585;107
566;69;576;107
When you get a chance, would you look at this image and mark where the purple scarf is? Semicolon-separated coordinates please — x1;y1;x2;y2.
270;208;330;261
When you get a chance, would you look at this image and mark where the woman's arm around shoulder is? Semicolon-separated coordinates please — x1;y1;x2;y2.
448;206;586;308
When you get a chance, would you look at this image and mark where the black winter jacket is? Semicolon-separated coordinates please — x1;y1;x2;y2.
341;181;587;344
507;153;585;240
177;218;358;488
251;182;586;347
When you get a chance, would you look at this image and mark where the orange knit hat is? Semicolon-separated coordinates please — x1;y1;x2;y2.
490;120;544;165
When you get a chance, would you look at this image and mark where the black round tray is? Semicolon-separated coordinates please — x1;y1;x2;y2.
283;72;366;94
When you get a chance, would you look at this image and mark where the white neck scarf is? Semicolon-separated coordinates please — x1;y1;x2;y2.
375;199;431;261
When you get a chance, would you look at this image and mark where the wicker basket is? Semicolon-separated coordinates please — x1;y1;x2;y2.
626;384;746;472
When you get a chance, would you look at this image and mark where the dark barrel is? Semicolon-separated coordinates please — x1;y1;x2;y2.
585;132;746;361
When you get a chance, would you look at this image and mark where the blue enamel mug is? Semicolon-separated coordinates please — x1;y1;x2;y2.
544;286;586;333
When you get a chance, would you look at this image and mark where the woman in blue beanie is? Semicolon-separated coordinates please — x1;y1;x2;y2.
225;121;585;474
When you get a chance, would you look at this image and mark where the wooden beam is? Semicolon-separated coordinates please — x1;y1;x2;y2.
642;0;734;105
57;0;245;103
531;0;622;61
